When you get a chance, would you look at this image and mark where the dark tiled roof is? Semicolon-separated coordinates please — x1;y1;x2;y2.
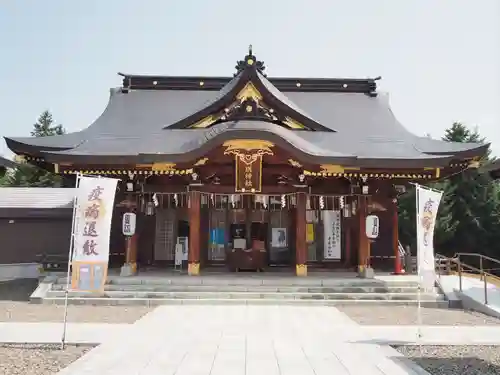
4;50;487;166
480;159;500;179
0;156;18;171
5;87;487;167
0;188;75;208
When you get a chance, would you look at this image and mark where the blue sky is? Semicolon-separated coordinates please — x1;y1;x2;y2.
1;0;499;157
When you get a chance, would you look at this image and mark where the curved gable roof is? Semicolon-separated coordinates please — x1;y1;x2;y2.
162;54;333;132
4;49;488;166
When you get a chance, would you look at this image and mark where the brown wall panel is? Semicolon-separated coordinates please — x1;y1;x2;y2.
0;218;72;264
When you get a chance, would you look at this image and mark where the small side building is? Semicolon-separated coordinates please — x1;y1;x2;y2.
0;188;74;280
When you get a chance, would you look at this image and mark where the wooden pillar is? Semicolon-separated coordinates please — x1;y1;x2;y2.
125;233;138;272
122;196;138;276
357;196;370;273
295;192;307;276
188;191;201;276
392;198;402;274
345;220;352;268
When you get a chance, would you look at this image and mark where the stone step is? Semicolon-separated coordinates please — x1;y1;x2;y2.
50;284;423;294
37;297;449;308
52;277;421;288
45;290;444;301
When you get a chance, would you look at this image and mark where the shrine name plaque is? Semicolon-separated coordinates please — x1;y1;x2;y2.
235;153;263;193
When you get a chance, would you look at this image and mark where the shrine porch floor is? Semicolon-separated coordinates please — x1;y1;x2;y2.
45;267;422;287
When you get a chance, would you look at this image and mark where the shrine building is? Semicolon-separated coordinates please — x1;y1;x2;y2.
4;47;488;276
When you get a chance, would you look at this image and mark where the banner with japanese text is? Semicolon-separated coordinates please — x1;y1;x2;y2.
416;185;443;292
323;210;342;260
71;176;118;292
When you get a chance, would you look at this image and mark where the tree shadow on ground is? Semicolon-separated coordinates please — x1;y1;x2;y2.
0;279;38;302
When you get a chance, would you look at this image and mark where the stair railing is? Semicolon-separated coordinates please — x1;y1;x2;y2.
435;252;500;305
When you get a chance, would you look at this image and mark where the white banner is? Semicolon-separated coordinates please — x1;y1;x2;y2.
323;210;342;260
416;185;443;292
72;176;118;263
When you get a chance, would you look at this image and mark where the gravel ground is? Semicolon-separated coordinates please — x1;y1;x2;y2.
394;345;500;375
0;302;153;323
0;343;93;375
336;305;500;325
0;279;152;323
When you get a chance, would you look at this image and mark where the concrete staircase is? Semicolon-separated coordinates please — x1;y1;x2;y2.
32;274;448;307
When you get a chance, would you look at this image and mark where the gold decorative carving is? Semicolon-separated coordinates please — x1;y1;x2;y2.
223;139;274;193
296;264;308;277
223;139;274;154
236;82;263;102
424;167;442;178
288;159;303;168
190;115;217;129
468;160;480;169
152;162;176;171
184;80;313;131
320;164;345;174
194;158;209;166
283;116;305;130
188;262;200;276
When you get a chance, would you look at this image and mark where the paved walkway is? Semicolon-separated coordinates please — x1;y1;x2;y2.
55;306;424;375
2;306;500;374
439;275;500;317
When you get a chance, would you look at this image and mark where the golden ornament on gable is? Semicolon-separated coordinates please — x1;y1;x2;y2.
223;139;274;156
193;158;209;166
236;82;263;102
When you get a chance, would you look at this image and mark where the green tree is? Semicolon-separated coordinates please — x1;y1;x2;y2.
398;122;500;259
1;111;65;187
31;110;64;137
436;123;499;257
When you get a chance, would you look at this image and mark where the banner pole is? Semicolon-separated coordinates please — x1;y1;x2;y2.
409;181;442;194
415;184;423;350
61;173;81;350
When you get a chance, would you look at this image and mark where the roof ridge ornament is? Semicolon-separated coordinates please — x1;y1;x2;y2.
234;45;266;76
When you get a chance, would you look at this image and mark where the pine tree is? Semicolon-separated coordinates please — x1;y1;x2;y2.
437;123;499;257
1;111;65;187
31;110;64;137
398;122;500;259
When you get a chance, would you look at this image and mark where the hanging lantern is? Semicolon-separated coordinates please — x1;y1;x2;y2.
281;194;286;208
319;196;325;209
145;202;155;216
255;195;262;206
343;204;351;218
